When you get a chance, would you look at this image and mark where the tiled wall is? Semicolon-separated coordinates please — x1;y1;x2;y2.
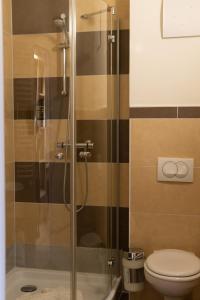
3;0;15;272
13;0;130;271
130;110;200;299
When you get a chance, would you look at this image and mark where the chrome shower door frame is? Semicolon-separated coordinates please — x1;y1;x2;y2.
69;0;77;299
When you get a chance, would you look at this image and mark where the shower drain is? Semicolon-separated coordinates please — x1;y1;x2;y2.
21;285;37;293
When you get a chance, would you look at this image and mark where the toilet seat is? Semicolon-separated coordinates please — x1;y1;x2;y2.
145;249;200;282
145;263;200;282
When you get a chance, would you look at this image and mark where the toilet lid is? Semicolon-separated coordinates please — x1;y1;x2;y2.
146;249;200;277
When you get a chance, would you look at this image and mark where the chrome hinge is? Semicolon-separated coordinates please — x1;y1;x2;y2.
108;34;115;43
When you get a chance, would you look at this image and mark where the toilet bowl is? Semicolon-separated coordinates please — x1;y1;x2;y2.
144;249;200;300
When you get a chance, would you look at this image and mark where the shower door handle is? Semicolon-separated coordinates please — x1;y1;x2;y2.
62;46;67;96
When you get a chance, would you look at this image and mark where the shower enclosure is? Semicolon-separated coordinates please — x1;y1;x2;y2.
6;0;120;299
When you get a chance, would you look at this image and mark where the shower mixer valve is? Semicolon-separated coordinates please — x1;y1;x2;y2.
55;140;94;160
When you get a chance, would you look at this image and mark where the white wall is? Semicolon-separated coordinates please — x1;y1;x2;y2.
130;0;200;107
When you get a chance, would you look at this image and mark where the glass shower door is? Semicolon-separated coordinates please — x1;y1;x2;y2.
11;1;73;299
73;1;120;299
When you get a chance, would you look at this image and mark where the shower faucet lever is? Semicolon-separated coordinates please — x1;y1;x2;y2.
56;140;94;150
55;152;64;160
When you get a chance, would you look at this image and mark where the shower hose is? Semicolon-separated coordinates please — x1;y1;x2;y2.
63;101;89;213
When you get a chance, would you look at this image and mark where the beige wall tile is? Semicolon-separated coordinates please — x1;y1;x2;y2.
130;118;200;299
105;0;129;30
76;162;123;207
76;75;109;120
16;202;71;246
4;33;13;120
76;0;129;32
130;212;200;257
76;162;110;207
13;33;69;78
131;166;200;215
15;120;69;162
131;119;200;167
3;0;12;34
76;75;123;120
76;0;109;32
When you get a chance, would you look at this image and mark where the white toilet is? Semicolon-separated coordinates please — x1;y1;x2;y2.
144;249;200;300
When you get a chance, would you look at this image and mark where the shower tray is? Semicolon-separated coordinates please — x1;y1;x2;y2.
6;268;111;300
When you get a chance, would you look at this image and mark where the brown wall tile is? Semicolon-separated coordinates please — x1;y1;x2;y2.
12;0;69;34
130;107;177;118
120;75;129;119
15;162;70;204
178;107;200;118
14;77;69;119
120;163;129;208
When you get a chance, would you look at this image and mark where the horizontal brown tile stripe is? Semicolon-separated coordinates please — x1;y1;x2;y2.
15;162;70;204
178;107;200;118
14;77;69;119
12;0;69;34
130;107;177;118
14;120;128;162
130;107;200;118
77;120;129;163
77;120;117;163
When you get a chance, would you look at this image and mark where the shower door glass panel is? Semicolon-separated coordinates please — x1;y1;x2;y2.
12;1;72;299
75;1;119;299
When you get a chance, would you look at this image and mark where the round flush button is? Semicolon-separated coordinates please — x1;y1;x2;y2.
162;161;177;178
176;161;189;178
